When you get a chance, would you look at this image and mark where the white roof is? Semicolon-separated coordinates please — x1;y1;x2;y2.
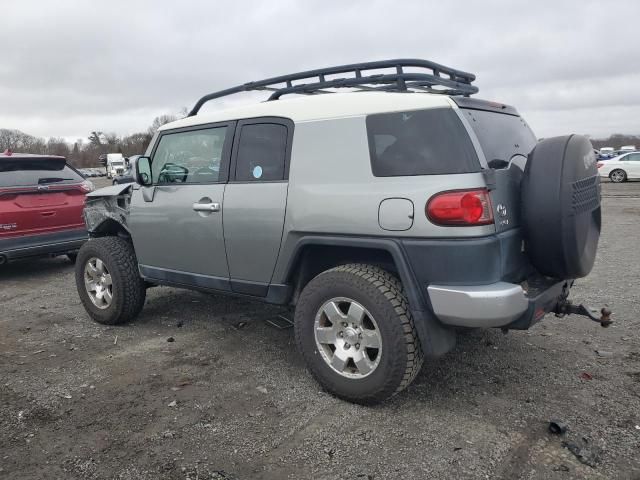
159;92;455;131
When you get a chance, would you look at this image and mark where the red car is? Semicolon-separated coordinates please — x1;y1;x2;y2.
0;150;93;264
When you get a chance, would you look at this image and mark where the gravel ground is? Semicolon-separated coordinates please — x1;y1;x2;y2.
1;179;639;480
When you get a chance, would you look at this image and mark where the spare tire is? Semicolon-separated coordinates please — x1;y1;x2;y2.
521;135;601;279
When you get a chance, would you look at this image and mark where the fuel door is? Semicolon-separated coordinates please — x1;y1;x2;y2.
378;198;414;231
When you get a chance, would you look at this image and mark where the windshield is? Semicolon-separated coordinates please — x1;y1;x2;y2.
461;109;537;165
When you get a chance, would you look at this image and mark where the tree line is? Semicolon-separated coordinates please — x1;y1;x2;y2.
588;134;640;150
0;113;181;168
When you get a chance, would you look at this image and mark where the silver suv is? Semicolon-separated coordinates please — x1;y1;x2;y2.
75;59;605;404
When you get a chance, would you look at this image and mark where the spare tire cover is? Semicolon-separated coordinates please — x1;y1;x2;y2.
521;135;601;279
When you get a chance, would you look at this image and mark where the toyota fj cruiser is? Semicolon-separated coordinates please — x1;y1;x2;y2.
75;59;607;404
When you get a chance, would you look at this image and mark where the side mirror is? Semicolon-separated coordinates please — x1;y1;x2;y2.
136;156;152;186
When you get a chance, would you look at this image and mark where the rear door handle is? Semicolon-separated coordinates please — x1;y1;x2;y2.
192;202;220;212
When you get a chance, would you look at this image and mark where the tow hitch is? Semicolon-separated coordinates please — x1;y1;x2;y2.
554;300;613;328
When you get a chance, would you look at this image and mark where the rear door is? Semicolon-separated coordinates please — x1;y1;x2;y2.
222;118;292;295
456;101;538;233
0;158;87;238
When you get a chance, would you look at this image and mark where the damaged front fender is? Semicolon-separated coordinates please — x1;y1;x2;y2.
84;184;133;235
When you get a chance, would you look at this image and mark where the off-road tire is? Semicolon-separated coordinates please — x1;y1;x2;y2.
75;237;146;325
294;264;423;404
610;169;627;183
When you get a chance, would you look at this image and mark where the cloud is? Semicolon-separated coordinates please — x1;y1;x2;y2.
1;0;638;139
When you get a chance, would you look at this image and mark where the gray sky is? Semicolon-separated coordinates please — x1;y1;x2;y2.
2;0;638;141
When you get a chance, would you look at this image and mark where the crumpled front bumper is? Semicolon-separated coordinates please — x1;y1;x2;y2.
428;279;568;329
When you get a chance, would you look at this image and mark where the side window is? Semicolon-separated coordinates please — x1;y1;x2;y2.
366;108;480;177
235;123;287;182
152;127;227;184
627;153;640;162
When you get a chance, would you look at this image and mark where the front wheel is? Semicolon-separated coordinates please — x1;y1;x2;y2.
75;237;146;325
610;169;627;183
294;264;423;404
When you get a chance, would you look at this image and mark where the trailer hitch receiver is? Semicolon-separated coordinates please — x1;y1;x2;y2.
554;300;613;327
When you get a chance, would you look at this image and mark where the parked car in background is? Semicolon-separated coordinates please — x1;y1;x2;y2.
598;151;640;182
0;150;93;264
79;168;98;178
597;147;615;160
620;145;636;152
112;155;140;185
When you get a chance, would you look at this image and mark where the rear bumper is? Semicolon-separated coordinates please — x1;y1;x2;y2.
428;279;567;329
0;228;87;260
400;230;570;330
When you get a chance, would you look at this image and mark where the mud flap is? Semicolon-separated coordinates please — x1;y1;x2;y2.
411;308;457;358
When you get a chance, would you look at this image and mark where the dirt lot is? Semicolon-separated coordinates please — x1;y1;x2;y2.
1;179;639;480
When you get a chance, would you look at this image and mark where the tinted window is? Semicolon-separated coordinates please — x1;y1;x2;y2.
624;153;640;161
235;124;287;181
0;160;83;187
463;109;537;165
366;108;480;176
152;127;227;184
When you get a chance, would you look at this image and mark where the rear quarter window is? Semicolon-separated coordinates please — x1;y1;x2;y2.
366;107;480;177
0;160;83;187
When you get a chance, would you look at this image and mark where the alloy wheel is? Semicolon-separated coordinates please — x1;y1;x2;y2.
84;257;113;309
314;297;382;378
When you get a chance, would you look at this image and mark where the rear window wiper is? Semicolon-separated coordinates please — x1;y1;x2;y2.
38;177;74;184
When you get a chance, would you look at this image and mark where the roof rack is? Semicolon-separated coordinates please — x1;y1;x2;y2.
188;59;478;117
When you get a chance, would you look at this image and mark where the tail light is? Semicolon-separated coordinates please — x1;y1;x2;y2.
426;189;493;226
79;180;95;193
596;162;604;169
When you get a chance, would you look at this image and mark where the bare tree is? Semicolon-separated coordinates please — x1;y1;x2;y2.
45;137;70;157
148;114;177;134
88;131;103;146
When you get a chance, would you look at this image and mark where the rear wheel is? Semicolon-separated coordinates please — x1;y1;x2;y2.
610;169;627;183
294;264;423;404
75;237;146;325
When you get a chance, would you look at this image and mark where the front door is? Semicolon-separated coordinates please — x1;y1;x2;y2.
129;122;234;290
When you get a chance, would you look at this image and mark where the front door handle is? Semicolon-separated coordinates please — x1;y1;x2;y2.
192;202;220;212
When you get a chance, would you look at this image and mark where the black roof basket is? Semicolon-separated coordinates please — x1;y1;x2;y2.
188;59;478;117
